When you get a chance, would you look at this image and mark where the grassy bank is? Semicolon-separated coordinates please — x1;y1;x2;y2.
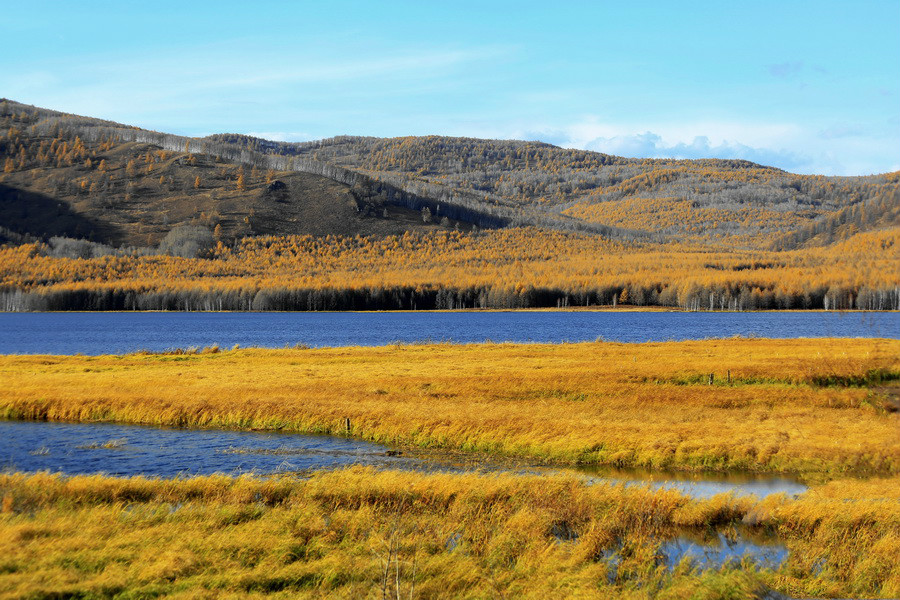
1;338;898;476
2;469;899;599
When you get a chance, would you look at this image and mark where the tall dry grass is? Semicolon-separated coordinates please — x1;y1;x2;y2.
1;469;899;598
2;338;898;475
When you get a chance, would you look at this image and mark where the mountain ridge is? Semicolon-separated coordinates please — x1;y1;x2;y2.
2;98;898;251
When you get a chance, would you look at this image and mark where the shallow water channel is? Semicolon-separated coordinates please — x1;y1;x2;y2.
1;420;807;499
1;421;422;478
3;420;795;570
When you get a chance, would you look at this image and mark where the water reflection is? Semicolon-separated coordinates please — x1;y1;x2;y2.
662;529;788;570
601;528;788;579
576;464;808;499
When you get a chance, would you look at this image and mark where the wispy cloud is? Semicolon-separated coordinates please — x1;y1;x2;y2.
0;42;513;132
768;61;804;79
818;124;864;140
216;50;496;88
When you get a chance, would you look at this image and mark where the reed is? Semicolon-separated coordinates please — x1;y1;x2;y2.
2;338;898;476
1;469;899;598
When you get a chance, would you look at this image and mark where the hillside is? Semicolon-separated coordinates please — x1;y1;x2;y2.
213;133;900;247
0;100;468;248
1;99;898;312
2;98;898;251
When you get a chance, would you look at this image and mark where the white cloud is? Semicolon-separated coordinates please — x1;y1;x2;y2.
582;133;806;170
487;116;898;175
245;131;311;143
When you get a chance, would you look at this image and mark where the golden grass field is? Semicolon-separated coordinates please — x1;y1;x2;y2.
1;338;898;476
2;469;900;599
3;337;900;598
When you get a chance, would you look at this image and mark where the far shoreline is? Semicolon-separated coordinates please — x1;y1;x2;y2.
1;307;898;315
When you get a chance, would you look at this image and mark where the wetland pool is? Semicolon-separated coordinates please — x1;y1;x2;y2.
1;420;808;571
1;420;807;500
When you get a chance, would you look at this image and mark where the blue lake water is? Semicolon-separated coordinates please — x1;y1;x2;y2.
0;310;895;355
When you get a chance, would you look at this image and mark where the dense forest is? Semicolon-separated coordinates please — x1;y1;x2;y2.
1;98;898;311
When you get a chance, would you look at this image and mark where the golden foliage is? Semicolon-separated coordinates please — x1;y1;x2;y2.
1;227;898;310
562;196;813;244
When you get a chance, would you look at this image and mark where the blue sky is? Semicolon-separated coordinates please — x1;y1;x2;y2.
3;1;898;175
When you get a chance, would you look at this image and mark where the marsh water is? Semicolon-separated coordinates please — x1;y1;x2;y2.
661;531;788;570
600;530;788;578
1;420;807;500
0;310;896;355
0;420;800;570
0;421;422;478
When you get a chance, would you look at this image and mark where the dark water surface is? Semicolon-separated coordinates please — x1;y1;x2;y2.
0;311;896;355
1;421;807;500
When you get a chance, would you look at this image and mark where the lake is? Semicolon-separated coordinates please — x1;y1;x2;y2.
0;310;896;355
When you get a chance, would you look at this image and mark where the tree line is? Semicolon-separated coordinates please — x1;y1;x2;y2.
1;227;897;312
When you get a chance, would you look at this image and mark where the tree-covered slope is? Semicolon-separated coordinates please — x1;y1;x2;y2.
2;98;898;252
259;134;899;246
0;100;470;247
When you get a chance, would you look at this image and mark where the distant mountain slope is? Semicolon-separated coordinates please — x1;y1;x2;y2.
0;101;469;246
2;98;898;249
770;180;900;249
262;135;899;246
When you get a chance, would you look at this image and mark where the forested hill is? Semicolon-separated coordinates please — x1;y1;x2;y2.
1;98;899;251
0;101;468;248
2;100;899;312
209;134;900;248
